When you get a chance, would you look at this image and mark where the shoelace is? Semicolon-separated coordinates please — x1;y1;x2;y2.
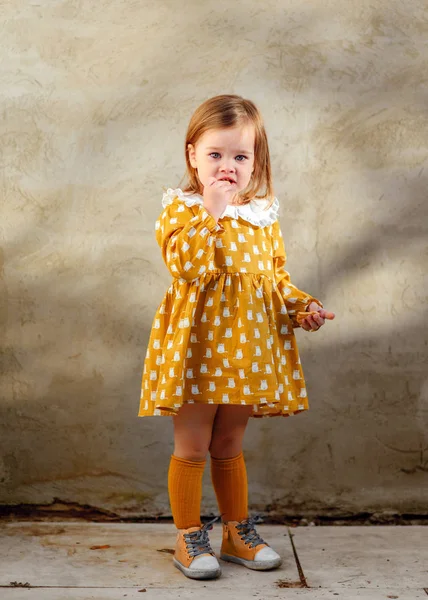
236;515;266;548
184;515;219;557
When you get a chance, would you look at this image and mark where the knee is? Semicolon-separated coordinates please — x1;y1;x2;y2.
209;432;243;458
174;439;211;462
174;450;208;462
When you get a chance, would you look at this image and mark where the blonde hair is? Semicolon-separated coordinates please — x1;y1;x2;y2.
176;94;275;209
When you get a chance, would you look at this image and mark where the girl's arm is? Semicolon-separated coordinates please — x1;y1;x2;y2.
156;198;225;281
270;219;323;328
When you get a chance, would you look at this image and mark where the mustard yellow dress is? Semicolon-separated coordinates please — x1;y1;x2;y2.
138;188;323;419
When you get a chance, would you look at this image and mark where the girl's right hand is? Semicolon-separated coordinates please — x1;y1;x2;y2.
202;177;237;221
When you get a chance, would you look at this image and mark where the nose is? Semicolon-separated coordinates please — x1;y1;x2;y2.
219;162;236;174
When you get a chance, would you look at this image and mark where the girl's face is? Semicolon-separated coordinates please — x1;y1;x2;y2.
188;125;255;197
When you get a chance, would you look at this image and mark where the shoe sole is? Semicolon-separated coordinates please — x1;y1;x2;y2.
220;552;282;571
173;557;221;580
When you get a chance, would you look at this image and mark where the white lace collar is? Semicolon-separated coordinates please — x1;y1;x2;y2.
162;188;279;227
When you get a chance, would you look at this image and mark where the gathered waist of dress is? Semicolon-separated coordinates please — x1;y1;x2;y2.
173;271;275;284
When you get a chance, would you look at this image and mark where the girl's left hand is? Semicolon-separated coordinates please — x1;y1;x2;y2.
300;302;336;332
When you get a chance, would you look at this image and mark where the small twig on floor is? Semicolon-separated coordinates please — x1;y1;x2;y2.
287;527;309;588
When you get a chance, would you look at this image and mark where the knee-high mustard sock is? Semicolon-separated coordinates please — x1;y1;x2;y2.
168;454;206;530
210;451;248;523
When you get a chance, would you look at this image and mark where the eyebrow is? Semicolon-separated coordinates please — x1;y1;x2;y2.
206;146;253;155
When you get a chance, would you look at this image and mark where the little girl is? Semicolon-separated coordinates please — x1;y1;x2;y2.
138;94;335;580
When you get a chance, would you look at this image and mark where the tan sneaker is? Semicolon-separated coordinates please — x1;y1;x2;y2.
220;516;282;570
173;516;221;580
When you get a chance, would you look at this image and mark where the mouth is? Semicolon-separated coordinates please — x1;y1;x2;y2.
218;177;236;184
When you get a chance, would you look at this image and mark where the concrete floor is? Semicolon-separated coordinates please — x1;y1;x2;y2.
0;521;426;599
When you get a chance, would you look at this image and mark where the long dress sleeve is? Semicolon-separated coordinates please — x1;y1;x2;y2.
270;219;323;328
155;198;226;281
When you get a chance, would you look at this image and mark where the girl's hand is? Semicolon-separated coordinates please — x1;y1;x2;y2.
299;302;335;332
202;176;237;221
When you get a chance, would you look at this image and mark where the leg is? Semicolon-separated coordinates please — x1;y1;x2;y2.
209;404;252;458
168;403;218;529
209;407;282;571
169;404;222;580
209;405;252;522
173;402;219;461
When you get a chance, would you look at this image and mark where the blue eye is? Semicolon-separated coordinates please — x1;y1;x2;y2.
209;153;247;161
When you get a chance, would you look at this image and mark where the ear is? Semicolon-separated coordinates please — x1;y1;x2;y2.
187;143;197;168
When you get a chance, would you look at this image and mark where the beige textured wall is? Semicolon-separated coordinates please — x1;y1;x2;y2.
1;0;427;518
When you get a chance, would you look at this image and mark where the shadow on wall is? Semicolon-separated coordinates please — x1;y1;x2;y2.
0;170;427;515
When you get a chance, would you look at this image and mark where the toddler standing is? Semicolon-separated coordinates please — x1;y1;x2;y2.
138;94;335;580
